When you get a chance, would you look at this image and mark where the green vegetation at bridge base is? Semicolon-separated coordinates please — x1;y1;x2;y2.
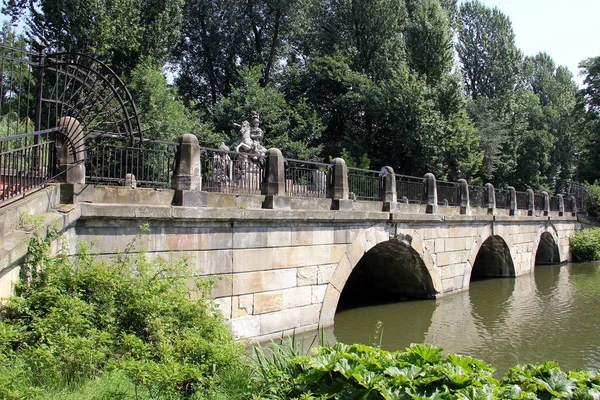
571;228;600;262
2;231;600;399
0;228;247;400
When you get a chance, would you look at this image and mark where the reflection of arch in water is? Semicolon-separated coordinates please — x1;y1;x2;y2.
319;226;441;326
535;231;561;265
469;278;515;329
470;235;515;281
337;240;437;310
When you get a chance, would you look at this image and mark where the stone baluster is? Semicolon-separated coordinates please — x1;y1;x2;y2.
557;194;564;217
542;191;550;216
124;173;137;188
484;183;495;215
261;148;290;209
526;189;534;216
458;179;469;215
328;157;352;210
56;117;86;204
570;196;577;216
508;186;517;216
380;166;397;212
172;133;205;206
56;117;85;184
422;173;437;214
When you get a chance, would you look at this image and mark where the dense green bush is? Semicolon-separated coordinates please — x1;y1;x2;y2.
571;228;600;262
251;342;600;400
0;226;245;399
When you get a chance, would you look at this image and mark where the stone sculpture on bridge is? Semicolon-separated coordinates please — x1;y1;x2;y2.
234;111;266;158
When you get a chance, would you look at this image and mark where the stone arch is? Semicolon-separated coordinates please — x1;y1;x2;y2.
319;225;440;326
463;224;516;289
532;225;561;267
464;227;515;283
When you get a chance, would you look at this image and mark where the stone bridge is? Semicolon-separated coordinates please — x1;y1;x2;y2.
0;134;581;343
0;182;578;343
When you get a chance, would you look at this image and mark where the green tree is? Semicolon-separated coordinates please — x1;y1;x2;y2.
405;0;454;84
457;0;522;100
128;61;219;144
576;57;600;183
213;66;324;160
174;0;302;108
2;0;184;76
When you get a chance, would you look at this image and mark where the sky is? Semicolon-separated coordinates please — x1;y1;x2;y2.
477;0;600;86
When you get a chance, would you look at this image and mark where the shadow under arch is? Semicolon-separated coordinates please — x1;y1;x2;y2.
535;231;561;265
337;240;437;311
471;235;515;281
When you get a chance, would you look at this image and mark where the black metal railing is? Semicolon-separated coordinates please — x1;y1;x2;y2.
396;175;423;203
285;159;330;198
199;146;264;195
550;197;559;212
534;193;545;211
348;167;380;200
0;40;41;136
437;180;460;206
86;135;176;187
469;185;485;208
0;128;59;202
495;188;510;209
516;191;529;210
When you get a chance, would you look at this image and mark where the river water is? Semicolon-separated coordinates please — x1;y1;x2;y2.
333;262;600;375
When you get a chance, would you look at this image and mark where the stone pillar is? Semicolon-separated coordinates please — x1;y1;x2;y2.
508;186;517;216
570;195;577;217
328;157;352;210
261;148;289;209
542;191;550;216
526;189;535;216
458;179;469;215
484;183;495;215
557;194;564;216
172;133;205;206
422;173;437;214
56;117;85;184
380;166;397;212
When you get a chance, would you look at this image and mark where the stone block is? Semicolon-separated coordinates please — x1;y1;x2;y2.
238;294;254;314
297;266;319;286
173;190;207;207
313;227;335;245
262;195;291;209
186;250;233;275
334;227;359;244
254;291;284;314
330;199;353;211
283;286;312;309
230;315;261;338
232;248;274;272
318;264;337;284
267;227;293;247
233;227;268;249
312;284;327;304
306;245;332;266
211;275;233;298
292;227;313;246
440;263;466;281
435;238;445;253
214;297;232;319
319;286;340;326
436;250;469;267
329;256;352;292
233;269;297;295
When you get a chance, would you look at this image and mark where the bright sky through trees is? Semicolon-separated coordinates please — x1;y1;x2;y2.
477;0;600;85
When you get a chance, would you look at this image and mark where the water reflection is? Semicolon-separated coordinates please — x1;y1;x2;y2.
333;262;600;375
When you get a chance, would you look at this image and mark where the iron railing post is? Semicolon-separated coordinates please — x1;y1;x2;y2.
34;42;46;170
